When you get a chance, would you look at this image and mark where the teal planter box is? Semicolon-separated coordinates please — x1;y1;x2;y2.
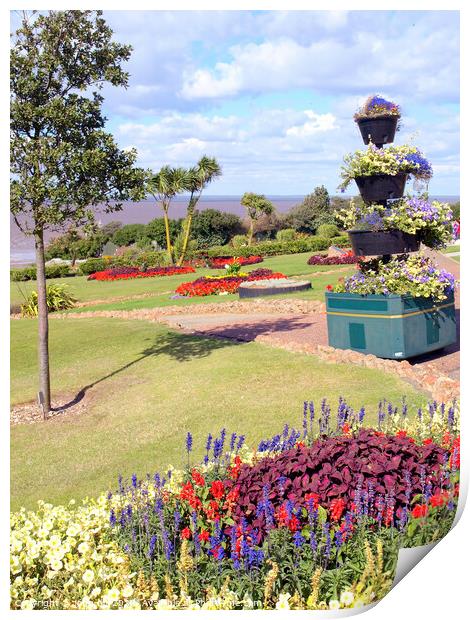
325;292;456;359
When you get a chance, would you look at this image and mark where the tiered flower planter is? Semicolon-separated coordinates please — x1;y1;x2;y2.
327;106;457;360
356;115;398;147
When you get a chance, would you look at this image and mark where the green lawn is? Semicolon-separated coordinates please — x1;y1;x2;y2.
11;317;427;510
10;252;354;312
443;245;460;254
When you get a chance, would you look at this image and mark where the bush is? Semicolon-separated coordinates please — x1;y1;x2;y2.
112;223;147;247
286;186;335;234
330;235;350;248
276;228;297;242
10;264;74;281
231;234;248;248
307;252;360;266
20;284;77;317
317;224;339;238
145;217;182;248
45;230;107;261
191;209;244;249
133;250;168;270
79;258;108;275
199;236;338;259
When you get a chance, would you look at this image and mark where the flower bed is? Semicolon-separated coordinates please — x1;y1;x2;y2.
209;256;263;269
332;253;456;301
10;398;459;610
175;268;286;297
307;251;362;266
88;266;195;281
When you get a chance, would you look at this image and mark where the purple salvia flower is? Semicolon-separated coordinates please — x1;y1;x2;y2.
236;435;245;452
323;523;331;560
109;509;116;527
358;407;365;425
230;432;237;452
334;530;343;550
186;432;193;454
174;510;181;532
310;530;318;553
293;531;305;548
131;473;137;489
147;534;157;559
191;512;201;556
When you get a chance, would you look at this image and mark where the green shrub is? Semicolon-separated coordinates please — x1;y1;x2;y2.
10;267;36;281
231;234;248;248
112;223;147;247
199;235;336;258
134;251;168;270
20;284;77;317
10;264;74;281
330;235;351;248
275;228;297;242
316;223;339;238
79;258;108;275
191;209;243;248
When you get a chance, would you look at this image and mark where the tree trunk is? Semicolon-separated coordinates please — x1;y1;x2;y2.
163;208;173;265
177;212;193;266
248;219;254;246
35;228;51;417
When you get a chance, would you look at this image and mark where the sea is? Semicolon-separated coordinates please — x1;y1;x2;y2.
10;194;459;266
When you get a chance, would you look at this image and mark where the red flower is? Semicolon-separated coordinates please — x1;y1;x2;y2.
423;438;433;445
199;529;210;542
411;504;428;519
210;480;225;500
342;423;351;434
305;493;320;509
430;493;445;508
296;441;305;448
326;284;333;291
288;516;300;532
191;469;205;486
330;498;346;522
181;527;191;540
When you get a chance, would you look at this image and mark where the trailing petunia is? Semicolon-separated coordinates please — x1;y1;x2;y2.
338;144;433;193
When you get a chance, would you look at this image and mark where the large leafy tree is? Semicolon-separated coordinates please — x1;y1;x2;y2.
148;166;189;264
176;156;222;265
240;192;275;245
10;10;146;416
287;185;335;234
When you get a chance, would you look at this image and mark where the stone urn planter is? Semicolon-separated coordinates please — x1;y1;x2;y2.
356;115;398;147
355;173;407;203
348;229;420;256
325;291;456;359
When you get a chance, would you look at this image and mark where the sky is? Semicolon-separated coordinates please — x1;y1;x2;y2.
11;9;460;196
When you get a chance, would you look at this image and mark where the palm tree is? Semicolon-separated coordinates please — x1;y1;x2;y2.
176;156;222;265
241;192;275;245
148;166;189;264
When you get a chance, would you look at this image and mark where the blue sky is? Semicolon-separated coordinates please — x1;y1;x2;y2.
12;10;460;196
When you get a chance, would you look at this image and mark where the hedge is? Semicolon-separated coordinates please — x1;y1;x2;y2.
199;234;350;258
10;264;75;281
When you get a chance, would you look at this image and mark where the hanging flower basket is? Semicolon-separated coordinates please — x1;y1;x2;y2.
356;115;398;147
354;173;407;203
348;229;420;256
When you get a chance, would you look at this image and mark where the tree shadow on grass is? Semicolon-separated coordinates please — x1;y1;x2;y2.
53;330;241;413
53;315;313;414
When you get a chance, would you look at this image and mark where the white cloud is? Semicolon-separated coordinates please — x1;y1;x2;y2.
180;15;459;103
286;111;338;137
